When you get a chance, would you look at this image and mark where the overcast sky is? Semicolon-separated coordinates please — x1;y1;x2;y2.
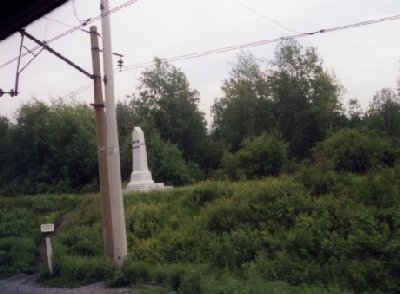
1;0;400;124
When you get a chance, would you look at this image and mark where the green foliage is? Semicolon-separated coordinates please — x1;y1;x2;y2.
0;237;36;275
221;132;288;180
1;42;400;197
48;195;112;285
0;100;98;195
148;135;189;185
294;164;340;196
211;51;273;150
33;172;398;293
0;194;81;276
1;172;398;292
365;88;400;138
50;255;110;285
314;128;397;173
133;58;209;167
212;41;344;159
267;40;344;158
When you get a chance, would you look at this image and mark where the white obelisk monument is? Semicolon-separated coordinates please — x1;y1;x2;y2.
126;127;171;192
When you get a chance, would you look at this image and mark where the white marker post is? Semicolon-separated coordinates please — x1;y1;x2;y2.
40;223;54;275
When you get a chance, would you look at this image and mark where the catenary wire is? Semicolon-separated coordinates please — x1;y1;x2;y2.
121;13;400;72
61;13;400;106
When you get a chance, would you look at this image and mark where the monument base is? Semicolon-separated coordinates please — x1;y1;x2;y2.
124;182;173;194
129;170;154;184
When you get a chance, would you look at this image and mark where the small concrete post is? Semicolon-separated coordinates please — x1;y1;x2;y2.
45;234;54;275
41;223;54;275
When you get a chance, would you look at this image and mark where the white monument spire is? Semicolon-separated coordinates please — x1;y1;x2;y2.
129;127;154;186
126;127;171;192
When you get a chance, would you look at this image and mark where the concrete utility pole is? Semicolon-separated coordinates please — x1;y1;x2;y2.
100;0;128;265
90;26;114;261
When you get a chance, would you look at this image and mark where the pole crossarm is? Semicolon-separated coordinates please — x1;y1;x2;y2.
20;29;94;79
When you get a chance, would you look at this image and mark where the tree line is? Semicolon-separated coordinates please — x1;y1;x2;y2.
0;39;399;195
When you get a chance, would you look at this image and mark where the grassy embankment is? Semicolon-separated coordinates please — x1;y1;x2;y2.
1;167;400;293
0;194;81;277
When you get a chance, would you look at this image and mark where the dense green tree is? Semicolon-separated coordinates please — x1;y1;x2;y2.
132;58;209;167
211;42;344;158
267;40;344;158
0;117;8;138
365;88;400;138
347;98;364;128
211;52;274;150
0;100;98;195
0;117;10;187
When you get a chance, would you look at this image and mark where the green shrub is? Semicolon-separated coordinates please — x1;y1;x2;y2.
314;128;397;173
0;237;36;274
125;203;162;239
54;255;110;284
107;260;152;287
56;224;103;256
154;263;187;291
294;164;339;196
221;132;288;180
354;169;400;208
178;265;208;294
148;135;192;186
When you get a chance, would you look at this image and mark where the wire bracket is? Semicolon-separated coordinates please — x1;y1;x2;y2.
90;103;105;108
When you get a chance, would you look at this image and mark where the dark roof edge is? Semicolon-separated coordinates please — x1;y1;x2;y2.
0;0;69;41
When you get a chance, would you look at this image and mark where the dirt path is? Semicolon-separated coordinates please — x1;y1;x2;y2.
0;274;134;294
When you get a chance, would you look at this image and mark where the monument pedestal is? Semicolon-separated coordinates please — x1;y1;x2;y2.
126;182;169;192
124;127;172;193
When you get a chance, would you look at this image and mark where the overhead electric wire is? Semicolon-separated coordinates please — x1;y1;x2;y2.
63;82;93;99
0;0;139;69
121;13;400;72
